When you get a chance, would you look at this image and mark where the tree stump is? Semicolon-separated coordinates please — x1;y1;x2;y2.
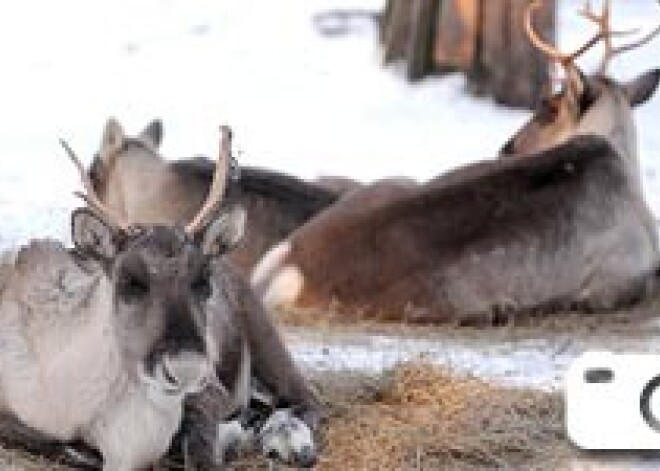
433;0;479;72
380;0;556;109
382;0;416;63
406;0;442;81
471;0;555;108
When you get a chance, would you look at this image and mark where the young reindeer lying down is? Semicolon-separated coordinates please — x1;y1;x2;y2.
0;128;320;470
87;118;339;274
252;1;660;324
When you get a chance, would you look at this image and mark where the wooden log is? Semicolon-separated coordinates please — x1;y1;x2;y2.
406;0;442;81
468;0;554;108
379;0;554;106
497;0;554;107
433;0;479;72
382;0;415;64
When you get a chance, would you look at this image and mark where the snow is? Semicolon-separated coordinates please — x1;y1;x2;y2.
1;1;660;390
2;0;660;250
289;332;572;390
285;318;660;391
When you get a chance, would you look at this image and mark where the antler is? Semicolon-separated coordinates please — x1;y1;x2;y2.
577;0;647;73
60;138;127;230
595;0;660;72
524;0;605;68
526;0;660;75
578;0;614;73
184;125;233;235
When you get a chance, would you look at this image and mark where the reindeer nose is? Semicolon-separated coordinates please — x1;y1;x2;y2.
164;304;206;355
163;352;210;392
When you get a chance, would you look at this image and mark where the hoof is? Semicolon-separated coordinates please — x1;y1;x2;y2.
215;419;254;464
258;409;317;468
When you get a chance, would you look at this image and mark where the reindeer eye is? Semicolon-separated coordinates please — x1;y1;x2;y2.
191;273;211;299
118;273;150;299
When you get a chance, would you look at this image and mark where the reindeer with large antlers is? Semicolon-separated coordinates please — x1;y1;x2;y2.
252;0;660;324
501;0;660;162
0;128;320;469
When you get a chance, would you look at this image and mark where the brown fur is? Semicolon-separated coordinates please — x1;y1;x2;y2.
88;121;338;274
314;176;363;195
259;136;657;322
174;257;321;469
253;68;660;323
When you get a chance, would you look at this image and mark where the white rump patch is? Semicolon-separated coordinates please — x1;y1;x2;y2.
261;265;304;310
250;241;291;287
251;242;304;309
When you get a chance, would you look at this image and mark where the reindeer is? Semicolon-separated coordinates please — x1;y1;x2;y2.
88;118;339;274
0;127;320;469
251;1;660;324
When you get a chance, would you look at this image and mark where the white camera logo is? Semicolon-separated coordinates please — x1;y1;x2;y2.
566;351;660;449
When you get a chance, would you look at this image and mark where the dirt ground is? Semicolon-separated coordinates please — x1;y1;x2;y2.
0;363;566;470
4;297;660;470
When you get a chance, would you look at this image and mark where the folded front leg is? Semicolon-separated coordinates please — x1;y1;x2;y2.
175;383;236;470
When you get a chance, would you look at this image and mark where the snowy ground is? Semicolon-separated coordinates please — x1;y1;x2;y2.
286;310;660;391
1;0;660;248
1;0;660;394
2;3;660;467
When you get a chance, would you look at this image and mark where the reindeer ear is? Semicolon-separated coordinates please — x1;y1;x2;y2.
139;119;163;148
624;69;660;107
201;206;246;257
99;118;125;162
71;208;119;260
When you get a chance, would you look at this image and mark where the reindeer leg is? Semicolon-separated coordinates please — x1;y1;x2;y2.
221;266;322;467
174;369;262;471
173;384;232;470
239;281;321;429
216;262;323;431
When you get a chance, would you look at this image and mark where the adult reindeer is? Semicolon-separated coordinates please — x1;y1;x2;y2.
252;0;660;323
88;119;339;274
0;128;320;469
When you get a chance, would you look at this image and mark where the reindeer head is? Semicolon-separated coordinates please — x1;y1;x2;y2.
500;0;660;168
63;127;244;396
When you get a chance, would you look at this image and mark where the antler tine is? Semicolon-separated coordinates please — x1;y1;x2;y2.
579;0;603;24
59;138;126;230
609;2;660;61
578;0;613;73
185;125;232;235
525;0;603;67
578;0;651;73
524;0;566;63
526;0;643;77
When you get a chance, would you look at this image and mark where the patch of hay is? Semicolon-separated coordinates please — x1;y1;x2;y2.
315;363;568;471
276;291;660;330
275;304;353;328
0;364;568;470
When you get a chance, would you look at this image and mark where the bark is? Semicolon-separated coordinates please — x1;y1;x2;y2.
406;0;442;81
382;0;415;64
434;0;479;72
469;0;555;108
380;0;556;109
